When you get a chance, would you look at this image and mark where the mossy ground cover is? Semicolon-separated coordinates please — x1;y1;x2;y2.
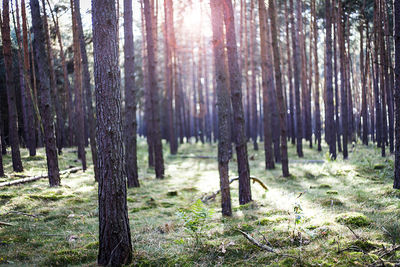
0;139;399;266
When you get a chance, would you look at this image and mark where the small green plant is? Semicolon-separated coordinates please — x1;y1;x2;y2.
177;199;214;246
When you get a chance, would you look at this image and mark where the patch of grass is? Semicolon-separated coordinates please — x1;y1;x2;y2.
335;212;371;227
43;248;96;266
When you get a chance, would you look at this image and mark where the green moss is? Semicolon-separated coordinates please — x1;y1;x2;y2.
326;190;338;195
335;212;370;227
320;198;344;207
84;241;99;249
258;216;288;225
351;240;377;252
25;155;46;161
373;164;385;170
28;194;71;201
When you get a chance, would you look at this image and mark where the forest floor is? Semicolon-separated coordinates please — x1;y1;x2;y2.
0;139;399;266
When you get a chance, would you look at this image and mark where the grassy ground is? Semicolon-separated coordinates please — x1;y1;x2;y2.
0;138;399;266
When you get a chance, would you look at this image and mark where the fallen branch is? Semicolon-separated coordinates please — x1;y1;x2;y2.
201;176;269;202
4;211;38;218
0;167;82;187
0;221;13;226
238;229;275;253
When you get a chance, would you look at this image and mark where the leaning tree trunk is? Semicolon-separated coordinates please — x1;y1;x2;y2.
269;0;290;177
30;0;60;186
223;0;252;204
1;0;23;172
210;0;232;216
325;0;337;159
394;0;400;189
124;0;140;188
92;0;133;264
258;0;274;170
144;0;165;178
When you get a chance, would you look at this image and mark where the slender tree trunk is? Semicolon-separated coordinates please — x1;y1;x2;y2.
290;0;303;157
223;0;252;204
338;1;348;159
30;0;60;186
325;0;337;159
124;0;139;187
1;0;23;172
249;0;258;150
269;0;289;176
394;0;400;188
71;0;87;170
312;0;321;151
210;0;232;216
74;0;98;179
333;0;342;153
361;4;368;146
144;0;165;178
20;0;36;156
258;0;274;169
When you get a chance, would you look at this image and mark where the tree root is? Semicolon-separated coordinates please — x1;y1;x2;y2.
201;176;269;202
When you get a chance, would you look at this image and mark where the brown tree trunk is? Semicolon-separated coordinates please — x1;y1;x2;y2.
74;0;98;179
124;0;140;188
30;0;60;186
249;0;258;151
290;0;303;157
92;0;133;264
1;0;23;172
258;0;274;169
223;0;252;204
312;0;321;151
144;0;165;178
394;0;400;188
325;0;337;159
20;0;36;156
210;0;232;216
361;1;368;146
269;0;290;177
71;0;87;170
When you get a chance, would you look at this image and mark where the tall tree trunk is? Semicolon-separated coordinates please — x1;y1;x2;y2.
30;0;60;186
269;0;290;177
249;0;258;150
394;0;400;188
71;0;87;170
42;0;64;155
289;0;303;157
258;0;274;169
338;1;348;159
284;0;295;146
144;0;165;178
361;2;368;146
74;0;98;179
325;0;337;159
210;0;232;216
20;0;36;156
164;0;178;153
223;0;252;204
1;0;23;172
312;0;321;151
92;0;133;264
333;0;342;153
124;0;139;188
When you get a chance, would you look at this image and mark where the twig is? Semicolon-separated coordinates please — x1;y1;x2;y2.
237;229;275;253
0;221;13;226
347;225;361;240
4;211;37;218
0;167;82;187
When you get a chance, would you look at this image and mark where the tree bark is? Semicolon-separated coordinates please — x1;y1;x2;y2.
210;0;232;216
249;0;258;151
30;0;60;186
394;0;400;188
1;0;23;172
144;0;165;178
74;0;98;179
269;0;290;177
223;0;252;204
312;0;321;151
124;0;140;188
258;0;274;170
92;0;133;264
325;0;337;159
